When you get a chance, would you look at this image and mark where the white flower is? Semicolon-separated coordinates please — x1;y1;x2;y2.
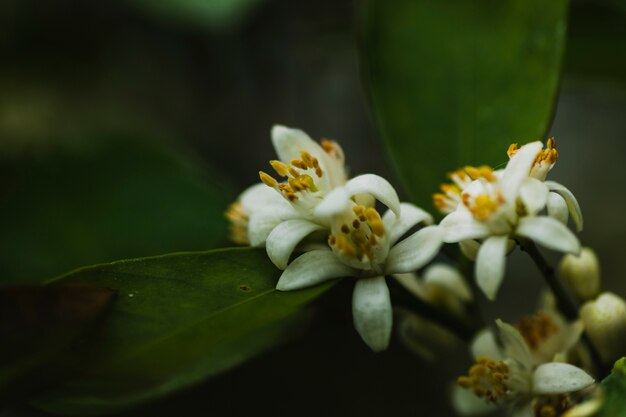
276;184;443;351
439;140;583;300
580;292;626;363
227;125;389;269
394;263;473;317
559;247;601;301
454;319;594;416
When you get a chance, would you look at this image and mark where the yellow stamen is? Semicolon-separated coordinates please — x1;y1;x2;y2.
457;356;510;404
224;202;249;245
464;193;503;221
270;160;290;177
259;171;277;187
515;312;558;351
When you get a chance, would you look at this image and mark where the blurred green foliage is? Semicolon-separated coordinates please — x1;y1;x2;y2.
598;357;626;417
359;0;568;209
29;248;333;415
0;138;230;283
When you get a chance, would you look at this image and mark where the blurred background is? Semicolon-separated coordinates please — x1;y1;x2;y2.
1;0;625;415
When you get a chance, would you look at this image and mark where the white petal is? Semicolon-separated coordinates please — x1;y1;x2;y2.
382;202;434;246
501;141;543;200
239;183;286;211
496;319;532;368
266;219;324;270
516;216;581;255
475;236;508;300
545;181;584;232
271;125;323;163
247;205;300;246
547;192;569;225
459;240;480;261
440;211;490;243
423;263;472;302
393;273;426;299
352;276;393;352
532;363;594;394
313;186;352;219
471;328;504;360
344;174;401;217
519;177;549;215
452;385;497;415
386;226;444;274
276;249;355;291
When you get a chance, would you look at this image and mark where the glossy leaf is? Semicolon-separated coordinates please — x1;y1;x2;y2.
597;357;626;417
29;248;335;416
0;138;230;283
359;0;569;209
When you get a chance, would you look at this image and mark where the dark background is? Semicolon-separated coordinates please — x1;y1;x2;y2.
1;0;625;415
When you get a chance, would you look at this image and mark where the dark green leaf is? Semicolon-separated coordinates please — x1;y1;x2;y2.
0;138;231;283
0;285;116;395
359;0;568;209
597;357;626;417
29;247;334;416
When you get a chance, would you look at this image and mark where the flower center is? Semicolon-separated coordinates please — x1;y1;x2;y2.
457;356;510;404
259;150;324;202
463;192;504;221
508;138;558;181
433;166;496;214
328;205;386;270
225;202;249;245
515;312;558;351
531;394;572;417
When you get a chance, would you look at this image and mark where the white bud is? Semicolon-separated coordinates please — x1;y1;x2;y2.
580;292;626;363
559;247;600;301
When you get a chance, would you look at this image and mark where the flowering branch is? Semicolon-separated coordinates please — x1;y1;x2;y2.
520;239;607;375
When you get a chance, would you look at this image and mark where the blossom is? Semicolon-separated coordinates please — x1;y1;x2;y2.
226;125;369;266
454;318;594;417
276;184;443;351
438;140;583;300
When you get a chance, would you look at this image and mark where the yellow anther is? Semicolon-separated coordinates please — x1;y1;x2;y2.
365;208;385;236
515;312;558;351
270;160;290;177
321;139;336;154
457;356;510;404
464;165;496;182
224;202;249;245
290;159;308;170
507;143;519;158
328;234;336;245
300;151;315;168
259;171;278;187
440;183;461;194
341;224;350;234
464;193;502;221
335;234;356;257
352;219;360;229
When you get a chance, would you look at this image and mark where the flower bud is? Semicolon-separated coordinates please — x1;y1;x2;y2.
580;292;626;363
559;247;600;301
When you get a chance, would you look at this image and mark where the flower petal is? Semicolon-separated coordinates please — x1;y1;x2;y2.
424;263;473;302
519;177;549;215
516;216;581;255
271;125;323;163
452;385;497;415
345;174;401;217
475;235;509;300
471;328;503;360
247;205;300;246
313;186;352;219
532;363;594;394
547;192;569;225
501;141;543;200
276;249;354;291
239;183;285;210
382;202;434;246
459;239;480;261
393;273;426;299
266;219;325;270
496;319;532;369
352;276;393;352
386;225;444;274
440;211;490;243
545;181;584;232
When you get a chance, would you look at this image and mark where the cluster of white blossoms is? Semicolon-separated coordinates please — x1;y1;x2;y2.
228;126;626;416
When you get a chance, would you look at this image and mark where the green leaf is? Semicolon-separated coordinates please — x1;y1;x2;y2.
359;0;569;209
29;247;334;416
597;357;626;417
129;0;264;30
0;137;231;283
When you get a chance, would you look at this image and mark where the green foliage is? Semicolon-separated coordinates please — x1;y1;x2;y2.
129;0;264;30
597;357;626;417
0;138;230;283
359;0;569;209
28;248;334;415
